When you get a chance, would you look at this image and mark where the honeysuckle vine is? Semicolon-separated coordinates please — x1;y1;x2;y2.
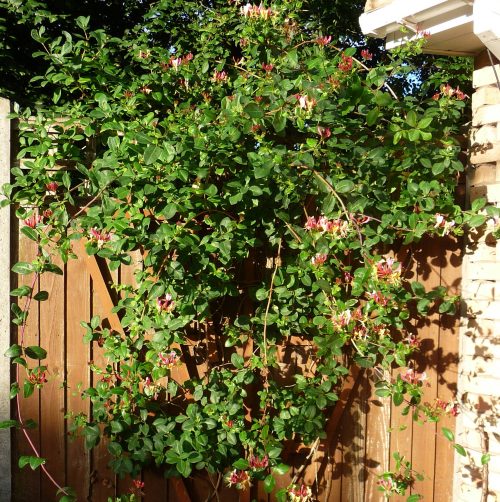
1;0;497;500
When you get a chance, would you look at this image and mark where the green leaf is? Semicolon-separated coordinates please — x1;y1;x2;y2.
4;344;22;358
12;262;34;275
366;108;379;126
21;226;38;241
0;419;18;429
454;443;467;456
231;352;244;369
417;117;433;129
10;285;32;297
23;380;35;398
33;291;49;302
272;463;289;475
393;393;404;406
407;495;422;502
244;103;264;119
233;458;249;470
481;453;490;465
468;214;487;228
25;346;47;360
406;110;417;127
19;456;46;470
264;474;276;493
336;180;354;193
441;427;454;442
143;145;163;165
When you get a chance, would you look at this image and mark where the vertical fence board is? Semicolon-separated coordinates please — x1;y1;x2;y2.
66;254;91;500
39;256;66;500
434;236;461;501
411;239;441;499
13;237;41;502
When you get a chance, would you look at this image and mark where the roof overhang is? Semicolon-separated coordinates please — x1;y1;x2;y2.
359;0;500;60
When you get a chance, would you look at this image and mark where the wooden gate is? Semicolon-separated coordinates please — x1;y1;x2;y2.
7;114;462;502
10;233;462;502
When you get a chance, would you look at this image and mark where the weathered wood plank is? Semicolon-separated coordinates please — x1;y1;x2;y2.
66;254;91;500
39;254;66;501
13;237;41;502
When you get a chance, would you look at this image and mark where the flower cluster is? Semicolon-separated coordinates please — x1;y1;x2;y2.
45;181;59;194
24;213;43;228
157;350;180;369
360;49;373;61
287;483;313;502
168;52;193;71
434;213;455;235
400;368;427;385
89;228;111;248
304;215;349;237
315;35;331;47
432;84;468;101
338;53;353;72
374;256;401;284
295;94;316;111
248;454;268;469
311;253;327;266
240;3;275;19
213;70;228;83
316;125;331;139
28;367;48;386
226;469;251;490
435;398;459;417
262;62;274;73
157;293;175;312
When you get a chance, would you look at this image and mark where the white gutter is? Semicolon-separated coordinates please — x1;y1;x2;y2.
473;0;500;60
360;0;500;61
359;0;473;38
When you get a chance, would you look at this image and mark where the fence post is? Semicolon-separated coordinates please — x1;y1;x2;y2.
0;97;11;501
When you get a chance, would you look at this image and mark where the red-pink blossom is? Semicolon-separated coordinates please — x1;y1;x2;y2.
24;214;43;228
158;350;180;368
360;49;372;60
90;228;111;248
400;368;427;385
45;181;59;194
227;469;251;490
338;54;353;72
311;253;327;266
157;293;175;312
317;126;331;139
315;36;332;47
262;63;274;73
213;70;228;82
248;454;269;469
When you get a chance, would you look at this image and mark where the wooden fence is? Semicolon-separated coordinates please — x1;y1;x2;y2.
6;110;463;502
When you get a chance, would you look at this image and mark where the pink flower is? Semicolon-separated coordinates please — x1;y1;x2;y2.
158;350;180;368
140;85;152;95
317;126;331;139
311;253;327;266
400;368;427;385
368;290;388;306
157;293;175;312
434;213;455;235
213;70;228;83
24;213;43;228
305;216;319;231
338;54;353;72
90;228;111;248
227;469;251;490
374;257;401;283
315;36;332;47
248;454;269;469
170;57;182;70
295;94;316;111
240;3;274;19
262;63;274;73
288;483;312;502
332;309;352;330
45;181;59;194
406;334;420;349
361;49;372;60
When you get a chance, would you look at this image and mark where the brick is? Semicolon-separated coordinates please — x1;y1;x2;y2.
460;318;500;340
461;331;500;359
472;105;500;127
469;163;497;185
461;279;499;301
472;85;500;111
462;299;500;319
458;425;500;455
470;141;500;163
473;64;500;88
470;184;500;203
464;240;499;261
459;374;500;397
471;125;500;146
459;355;500;378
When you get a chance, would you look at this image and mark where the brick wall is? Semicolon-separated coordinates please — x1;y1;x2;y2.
454;54;500;502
